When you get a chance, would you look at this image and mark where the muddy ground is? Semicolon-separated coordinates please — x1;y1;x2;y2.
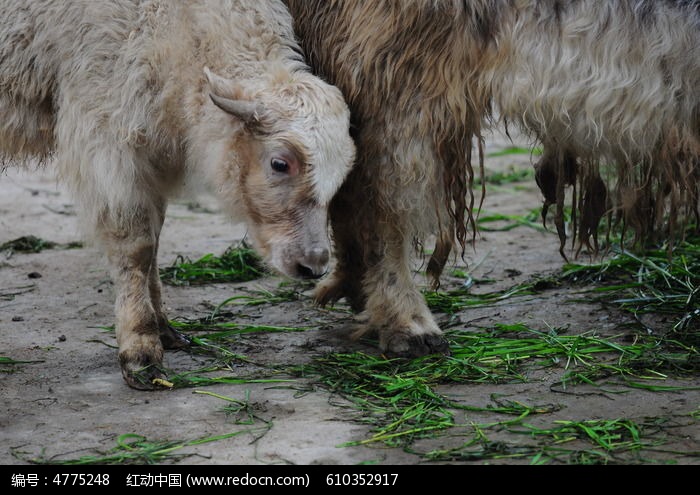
1;129;698;466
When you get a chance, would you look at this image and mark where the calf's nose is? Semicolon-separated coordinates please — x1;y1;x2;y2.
296;246;330;279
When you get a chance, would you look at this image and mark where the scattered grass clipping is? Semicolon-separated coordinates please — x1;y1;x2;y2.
423;277;557;314
25;430;265;465
165;320;305;388
422;417;667;464
0;356;44;372
477;208;549;233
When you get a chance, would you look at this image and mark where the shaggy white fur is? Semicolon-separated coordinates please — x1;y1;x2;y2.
0;0;355;389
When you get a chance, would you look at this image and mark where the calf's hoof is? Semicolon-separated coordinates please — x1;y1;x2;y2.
159;324;192;350
119;349;169;391
314;274;345;306
314;271;366;312
383;331;451;358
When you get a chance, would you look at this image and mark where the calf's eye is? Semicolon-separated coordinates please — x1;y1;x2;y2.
271;158;290;173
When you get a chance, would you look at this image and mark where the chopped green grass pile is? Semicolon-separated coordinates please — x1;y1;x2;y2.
0;235;82;254
291;322;697;462
159;244;266;286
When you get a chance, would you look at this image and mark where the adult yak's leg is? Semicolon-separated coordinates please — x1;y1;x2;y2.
359;212;451;358
321;135;451;358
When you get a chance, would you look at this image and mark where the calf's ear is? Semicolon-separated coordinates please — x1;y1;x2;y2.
204;67;264;125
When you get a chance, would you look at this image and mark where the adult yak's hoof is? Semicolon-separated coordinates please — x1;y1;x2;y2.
356;310;452;359
383;331;451;358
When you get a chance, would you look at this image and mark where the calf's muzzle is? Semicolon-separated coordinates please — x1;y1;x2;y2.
295;245;330;279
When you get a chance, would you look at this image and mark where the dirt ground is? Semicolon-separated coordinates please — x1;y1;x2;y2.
1;129;698;466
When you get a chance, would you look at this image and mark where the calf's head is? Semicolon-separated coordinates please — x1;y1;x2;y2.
203;68;355;279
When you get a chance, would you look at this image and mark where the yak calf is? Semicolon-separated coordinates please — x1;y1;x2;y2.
0;0;355;389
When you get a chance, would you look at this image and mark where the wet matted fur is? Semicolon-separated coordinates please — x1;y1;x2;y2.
286;0;699;356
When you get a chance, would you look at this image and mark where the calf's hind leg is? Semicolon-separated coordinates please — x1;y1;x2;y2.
147;203;191;350
314;172;369;312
